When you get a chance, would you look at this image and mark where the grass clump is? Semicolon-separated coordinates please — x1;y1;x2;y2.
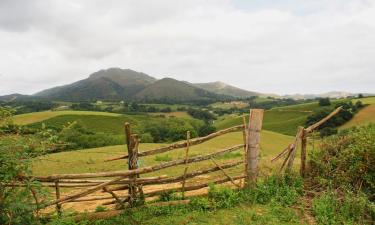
154;154;173;162
312;191;374;225
308;124;375;224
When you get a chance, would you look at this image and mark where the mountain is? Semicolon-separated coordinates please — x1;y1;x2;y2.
34;68;157;101
135;78;230;102
194;82;259;98
283;91;374;100
0;93;38;102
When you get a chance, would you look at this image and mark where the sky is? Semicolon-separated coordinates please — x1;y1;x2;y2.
0;0;374;96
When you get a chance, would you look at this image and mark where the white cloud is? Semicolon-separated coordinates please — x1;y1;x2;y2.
0;0;374;95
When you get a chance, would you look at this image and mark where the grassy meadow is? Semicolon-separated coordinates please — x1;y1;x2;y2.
340;97;375;129
13;110;121;125
32;130;294;177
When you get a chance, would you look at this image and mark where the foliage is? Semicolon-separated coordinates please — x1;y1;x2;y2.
187;108;216;121
1;100;57;115
305;101;364;137
208;185;240;208
52;174;303;225
95;206;107;212
0;107;48;225
71;102;97;111
245;174;303;207
57;122;123;150
309;124;375;195
197;123;216;136
319;98;331;106
154;154;173;162
312;191;374;225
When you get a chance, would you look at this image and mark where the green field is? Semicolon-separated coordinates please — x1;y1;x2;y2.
210;101;248;109
214;110;311;136
13;110;121;125
32;130;293;177
340;97;375;129
103;203;304;225
214;98;361;136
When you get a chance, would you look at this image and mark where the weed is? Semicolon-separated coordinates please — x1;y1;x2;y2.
95;206;107;212
154;154;173;162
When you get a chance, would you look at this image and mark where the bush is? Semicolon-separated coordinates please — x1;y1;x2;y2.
319;98;331;106
312;191;373;225
208;185;239;208
140;133;154;143
309;125;375;195
0;107;49;224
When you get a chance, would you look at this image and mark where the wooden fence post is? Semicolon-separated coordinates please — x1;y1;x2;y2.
128;134;139;207
245;109;264;186
124;123;138;207
54;180;62;215
181;131;191;198
286;127;304;173
300;128;307;177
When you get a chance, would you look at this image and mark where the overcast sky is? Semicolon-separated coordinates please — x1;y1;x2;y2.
1;0;374;96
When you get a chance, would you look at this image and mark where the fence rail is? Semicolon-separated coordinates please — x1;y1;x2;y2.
8;110;267;216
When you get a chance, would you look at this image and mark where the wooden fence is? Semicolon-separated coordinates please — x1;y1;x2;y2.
12;109;265;215
271;106;343;176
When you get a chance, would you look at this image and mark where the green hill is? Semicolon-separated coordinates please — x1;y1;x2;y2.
340;97;375;129
135;78;230;103
34;68;156;101
194;81;258;98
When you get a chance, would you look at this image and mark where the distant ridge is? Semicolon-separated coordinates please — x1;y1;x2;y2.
32;68;237;102
3;67;370;102
34;68;157;101
135;78;231;102
194;81;259;98
283;91;374;100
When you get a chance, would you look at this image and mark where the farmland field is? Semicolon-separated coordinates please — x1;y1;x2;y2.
214;110;311;136
340;97;375;129
13;110;121;125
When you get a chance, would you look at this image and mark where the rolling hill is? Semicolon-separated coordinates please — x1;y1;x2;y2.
34;68;157;101
30;68;238;102
194;81;258;98
135;78;231;102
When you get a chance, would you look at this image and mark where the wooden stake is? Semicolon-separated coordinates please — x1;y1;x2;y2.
300;128;307;177
54;180;62;215
242;116;248;170
211;158;241;188
286;127;304;173
245;109;264;186
279;147;293;173
128;134;139;207
181;131;191;198
103;187;123;208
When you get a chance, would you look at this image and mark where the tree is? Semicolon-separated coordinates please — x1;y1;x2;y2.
319;98;331;106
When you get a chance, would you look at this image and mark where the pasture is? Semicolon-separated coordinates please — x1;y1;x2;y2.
32;130;294;177
340;97;375;129
214;110;311;136
13;110;121;125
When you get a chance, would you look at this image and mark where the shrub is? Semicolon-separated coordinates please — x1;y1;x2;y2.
0;108;49;225
319;98;331;106
208;185;239;208
309;125;375;195
189;197;211;211
251;174;303;206
312;191;373;225
140;133;153;143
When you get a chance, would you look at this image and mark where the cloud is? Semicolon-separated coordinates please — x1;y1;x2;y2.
0;0;374;95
